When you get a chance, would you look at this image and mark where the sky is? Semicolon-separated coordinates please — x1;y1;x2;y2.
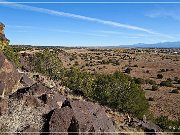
1;0;180;46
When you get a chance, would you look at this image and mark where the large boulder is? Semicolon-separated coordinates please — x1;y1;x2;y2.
49;107;74;135
0;51;21;96
70;100;115;133
48;99;115;134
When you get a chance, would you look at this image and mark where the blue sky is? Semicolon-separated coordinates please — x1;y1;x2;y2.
1;0;180;46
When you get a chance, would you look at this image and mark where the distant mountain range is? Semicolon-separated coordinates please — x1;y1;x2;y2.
128;41;180;48
89;41;180;48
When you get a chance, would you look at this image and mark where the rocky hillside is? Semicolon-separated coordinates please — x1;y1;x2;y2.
0;51;164;134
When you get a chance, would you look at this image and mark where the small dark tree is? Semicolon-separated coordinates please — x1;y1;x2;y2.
160;81;173;87
157;74;163;79
125;67;132;74
171;89;179;94
174;77;179;82
152;85;159;91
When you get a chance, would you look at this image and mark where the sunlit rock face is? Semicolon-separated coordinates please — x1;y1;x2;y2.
0;22;9;50
0;51;20;97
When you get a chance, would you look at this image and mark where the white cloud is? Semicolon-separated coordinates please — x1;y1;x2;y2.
1;0;177;40
0;0;156;34
147;8;180;21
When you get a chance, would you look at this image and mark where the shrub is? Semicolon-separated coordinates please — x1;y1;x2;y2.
160;69;166;72
167;78;172;82
174;77;179;82
145;79;156;85
171;89;179;94
74;61;79;66
64;70;149;119
157;74;163;79
177;79;180;84
125;67;132;74
160;81;173;87
152;85;159;91
146;70;150;73
3;46;21;68
133;78;146;84
31;49;64;80
148;97;154;101
155;116;180;132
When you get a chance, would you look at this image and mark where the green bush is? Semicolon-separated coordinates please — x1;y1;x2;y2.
3;46;21;68
145;79;156;85
152;85;159;91
31;49;64;80
63;68;95;97
160;81;173;87
64;70;149;118
133;77;146;84
155;116;180;132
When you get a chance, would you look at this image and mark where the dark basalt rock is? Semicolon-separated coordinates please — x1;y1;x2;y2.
70;100;115;134
46;92;66;110
47;99;115;135
141;122;163;133
20;74;34;87
49;107;74;135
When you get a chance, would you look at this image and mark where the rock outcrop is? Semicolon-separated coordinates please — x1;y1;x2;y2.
49;99;115;134
0;51;21;96
0;82;116;134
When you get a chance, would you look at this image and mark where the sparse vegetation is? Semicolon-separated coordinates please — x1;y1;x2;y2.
30;49;64;80
171;89;179;94
64;69;149;118
3;46;21;68
152;85;159;91
160;80;173;87
3;46;180;126
155;116;180;132
133;77;146;84
145;79;156;85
